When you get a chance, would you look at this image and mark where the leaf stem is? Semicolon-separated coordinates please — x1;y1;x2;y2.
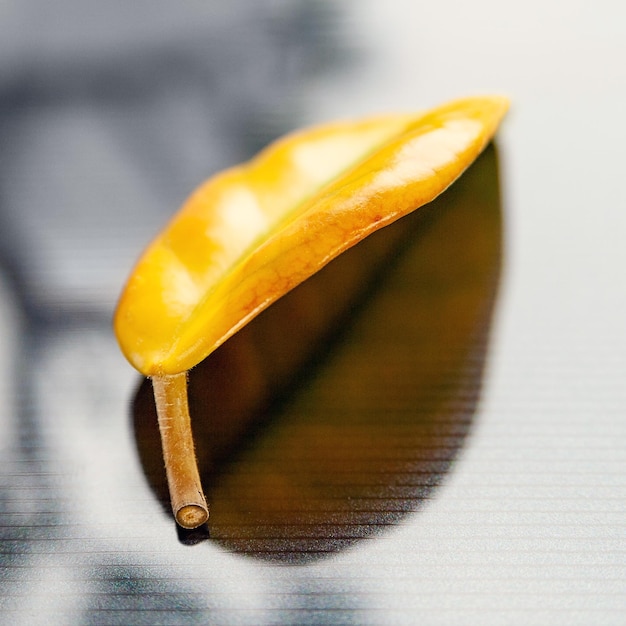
152;372;208;529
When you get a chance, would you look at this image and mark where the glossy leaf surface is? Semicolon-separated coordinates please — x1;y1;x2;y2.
115;96;508;375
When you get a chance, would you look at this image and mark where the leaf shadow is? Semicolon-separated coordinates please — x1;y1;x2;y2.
133;143;504;563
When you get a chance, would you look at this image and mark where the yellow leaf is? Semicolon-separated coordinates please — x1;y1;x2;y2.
114;96;508;377
116;95;509;529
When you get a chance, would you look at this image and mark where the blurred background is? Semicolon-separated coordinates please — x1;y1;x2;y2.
1;1;625;624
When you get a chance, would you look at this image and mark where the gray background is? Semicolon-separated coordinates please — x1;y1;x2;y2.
1;0;625;624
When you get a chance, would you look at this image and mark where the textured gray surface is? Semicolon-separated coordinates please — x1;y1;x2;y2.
1;1;626;624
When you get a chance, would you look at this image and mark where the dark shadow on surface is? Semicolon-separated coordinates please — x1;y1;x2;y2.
133;144;504;563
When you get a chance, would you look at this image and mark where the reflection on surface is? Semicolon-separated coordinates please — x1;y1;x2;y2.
134;144;502;562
